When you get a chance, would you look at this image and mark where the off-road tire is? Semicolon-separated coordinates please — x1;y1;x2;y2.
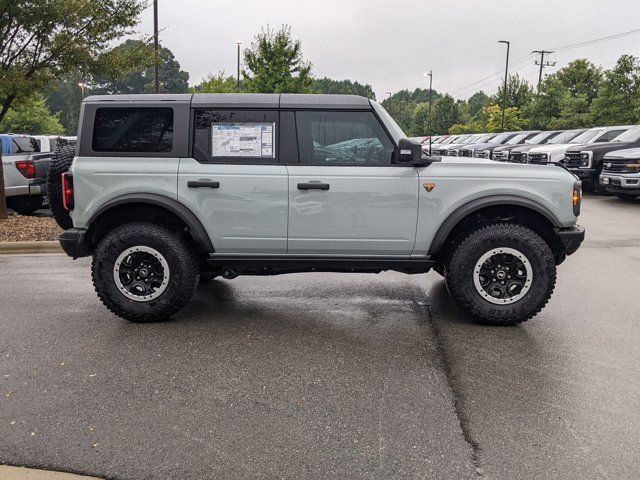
47;143;76;230
92;222;199;322
6;195;43;215
445;223;556;326
614;193;639;201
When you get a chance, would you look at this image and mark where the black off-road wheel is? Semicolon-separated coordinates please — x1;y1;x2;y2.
47;143;76;230
92;222;200;322
6;195;43;215
445;223;557;326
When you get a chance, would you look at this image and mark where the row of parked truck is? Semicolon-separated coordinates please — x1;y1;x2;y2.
416;125;640;200
1;134;76;214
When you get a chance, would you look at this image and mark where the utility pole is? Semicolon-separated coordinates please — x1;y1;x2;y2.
498;40;510;132
236;42;242;92
153;0;159;94
532;50;556;91
424;71;433;156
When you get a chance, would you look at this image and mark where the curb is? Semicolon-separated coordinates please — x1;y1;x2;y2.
0;241;63;254
0;465;101;479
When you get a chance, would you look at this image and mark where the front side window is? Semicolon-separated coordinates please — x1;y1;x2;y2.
193;110;278;162
92;107;173;153
296;111;394;165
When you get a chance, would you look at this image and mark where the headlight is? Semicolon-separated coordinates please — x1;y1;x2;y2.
580;151;592;168
541;154;548;159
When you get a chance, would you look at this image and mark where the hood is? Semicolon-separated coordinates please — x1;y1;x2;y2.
461;142;496;151
529;144;573;154
509;144;543;154
566;141;636;155
603;147;640;159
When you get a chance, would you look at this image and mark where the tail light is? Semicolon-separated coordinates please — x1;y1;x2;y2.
62;172;74;211
15;160;36;178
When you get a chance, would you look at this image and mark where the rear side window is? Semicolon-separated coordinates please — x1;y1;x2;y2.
295;111;394;165
92;108;173;153
11;137;39;154
193;110;278;163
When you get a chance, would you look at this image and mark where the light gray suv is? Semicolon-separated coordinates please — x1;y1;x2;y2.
58;93;584;325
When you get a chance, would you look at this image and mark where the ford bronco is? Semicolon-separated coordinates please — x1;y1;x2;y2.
57;93;584;325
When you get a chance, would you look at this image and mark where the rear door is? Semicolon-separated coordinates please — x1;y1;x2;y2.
286;110;419;256
178;108;288;254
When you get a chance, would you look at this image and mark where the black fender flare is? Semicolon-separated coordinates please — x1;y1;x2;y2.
427;195;562;256
88;193;214;252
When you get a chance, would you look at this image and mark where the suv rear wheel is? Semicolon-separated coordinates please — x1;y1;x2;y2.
445;223;556;326
92;222;199;322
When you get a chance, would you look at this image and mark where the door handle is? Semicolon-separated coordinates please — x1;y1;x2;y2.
188;180;220;189
297;182;330;191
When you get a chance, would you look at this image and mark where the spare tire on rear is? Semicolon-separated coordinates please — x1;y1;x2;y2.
47;143;76;230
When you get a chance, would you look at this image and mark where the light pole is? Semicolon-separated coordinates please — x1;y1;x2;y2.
236;41;242;92
153;0;159;94
423;71;433;156
78;82;87;98
498;40;510;132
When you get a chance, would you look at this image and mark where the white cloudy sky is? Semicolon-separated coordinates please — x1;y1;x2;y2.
133;0;640;100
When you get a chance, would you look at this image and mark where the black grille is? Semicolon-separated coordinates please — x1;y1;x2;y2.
565;152;582;169
459;149;472;157
509;152;524;163
603;158;640;174
528;153;546;164
492;151;507;161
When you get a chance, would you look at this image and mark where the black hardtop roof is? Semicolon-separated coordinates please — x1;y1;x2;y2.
82;93;373;110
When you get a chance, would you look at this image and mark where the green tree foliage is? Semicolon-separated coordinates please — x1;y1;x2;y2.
381;88;441;133
484;104;527;132
45;72;84;134
310;78;375;99
409;103;430;136
0;0;144;124
432;95;463;135
467;91;489;119
0;94;64;135
192;72;238;93
493;74;534;110
242;25;312;93
590;55;640;126
92;40;189;94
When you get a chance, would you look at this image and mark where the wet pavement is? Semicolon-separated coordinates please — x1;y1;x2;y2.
1;195;639;480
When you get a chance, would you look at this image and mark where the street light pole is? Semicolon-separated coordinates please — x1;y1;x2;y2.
236;42;242;92
498;40;510;132
153;0;159;94
424;71;433;156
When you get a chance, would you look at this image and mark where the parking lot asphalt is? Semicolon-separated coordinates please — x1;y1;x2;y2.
1;194;639;480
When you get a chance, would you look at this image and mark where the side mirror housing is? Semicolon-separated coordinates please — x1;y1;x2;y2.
397;138;425;165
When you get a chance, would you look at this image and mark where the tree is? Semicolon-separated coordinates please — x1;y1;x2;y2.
381;88;441;133
590;55;640;125
45;72;84;134
484;104;527;132
192;72;238;93
242;25;312;93
0;0;144;219
467;91;489;119
92;39;189;94
494;74;534;110
310;78;375;99
0;94;64;134
410;103;430;136
431;95;463;135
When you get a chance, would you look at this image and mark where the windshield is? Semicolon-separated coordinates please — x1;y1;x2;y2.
462;134;482;144
490;133;514;144
10;136;39;154
527;131;553;144
612;125;640;143
506;133;528;145
570;129;602;144
371;101;404;143
548;130;583;144
476;133;495;143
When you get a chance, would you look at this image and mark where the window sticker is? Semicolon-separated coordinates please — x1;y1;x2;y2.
211;122;275;157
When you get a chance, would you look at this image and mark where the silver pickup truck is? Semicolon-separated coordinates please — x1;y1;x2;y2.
57;93;584;326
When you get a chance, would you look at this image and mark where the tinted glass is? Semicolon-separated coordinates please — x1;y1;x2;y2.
612;126;640;143
548;130;583;144
49;138;58;151
92;108;173;153
570;129;601;144
193;110;278;162
296;111;394;165
11;137;39;154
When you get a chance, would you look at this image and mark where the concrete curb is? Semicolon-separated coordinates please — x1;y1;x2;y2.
0;465;101;479
0;241;63;254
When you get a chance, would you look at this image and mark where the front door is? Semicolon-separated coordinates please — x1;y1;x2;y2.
178;109;288;254
287;110;419;256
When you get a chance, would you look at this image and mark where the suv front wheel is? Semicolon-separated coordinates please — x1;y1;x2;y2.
92;222;199;322
445;223;557;326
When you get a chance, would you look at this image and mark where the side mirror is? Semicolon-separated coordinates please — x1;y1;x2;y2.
397;138;425;165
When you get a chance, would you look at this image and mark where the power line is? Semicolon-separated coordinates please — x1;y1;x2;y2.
448;54;532;96
550;27;640;52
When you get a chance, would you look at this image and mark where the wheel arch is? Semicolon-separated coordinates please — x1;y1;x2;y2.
428;195;565;263
85;193;214;254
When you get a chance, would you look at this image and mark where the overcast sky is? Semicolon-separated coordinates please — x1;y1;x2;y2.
134;0;640;100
